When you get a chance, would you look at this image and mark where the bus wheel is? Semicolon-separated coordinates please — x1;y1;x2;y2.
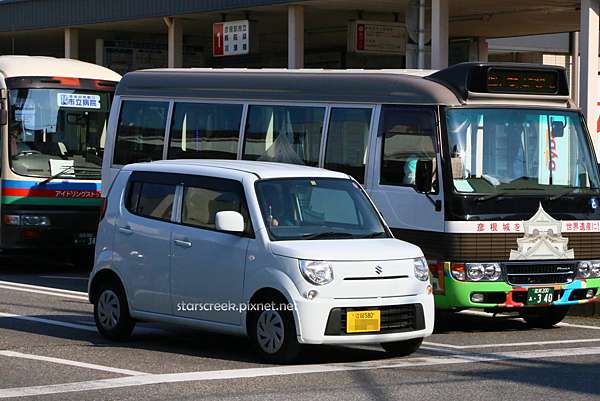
93;280;135;341
381;338;423;357
521;306;569;328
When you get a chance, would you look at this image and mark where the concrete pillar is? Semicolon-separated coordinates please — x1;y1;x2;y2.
288;5;304;69
580;0;599;156
64;28;79;59
95;39;104;66
570;31;580;106
417;0;426;69
164;17;183;68
477;37;488;62
431;0;449;69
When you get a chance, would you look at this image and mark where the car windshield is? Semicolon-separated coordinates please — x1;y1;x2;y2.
255;178;390;241
446;108;600;195
8;88;111;179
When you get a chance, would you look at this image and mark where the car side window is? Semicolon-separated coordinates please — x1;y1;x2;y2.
126;178;176;222
379;106;438;190
181;177;252;235
113;100;169;165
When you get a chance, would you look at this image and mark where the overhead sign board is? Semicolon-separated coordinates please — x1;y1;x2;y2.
213;20;250;57
348;20;407;55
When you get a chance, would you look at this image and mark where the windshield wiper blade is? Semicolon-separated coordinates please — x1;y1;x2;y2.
302;232;355;240
39;166;75;185
359;231;388;239
475;188;545;202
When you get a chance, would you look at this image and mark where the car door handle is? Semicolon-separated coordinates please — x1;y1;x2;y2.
174;239;192;248
118;226;133;235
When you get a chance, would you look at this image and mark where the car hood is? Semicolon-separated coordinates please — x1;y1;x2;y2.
269;238;423;261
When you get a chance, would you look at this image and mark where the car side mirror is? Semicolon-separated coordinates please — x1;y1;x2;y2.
215;211;245;233
415;160;433;194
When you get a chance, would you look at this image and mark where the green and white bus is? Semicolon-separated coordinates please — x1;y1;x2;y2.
0;56;120;261
101;63;600;326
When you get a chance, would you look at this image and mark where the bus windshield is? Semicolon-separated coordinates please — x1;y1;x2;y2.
8;88;111;179
446;108;600;196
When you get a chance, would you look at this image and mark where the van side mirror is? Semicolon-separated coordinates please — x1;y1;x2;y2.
415;160;433;194
215;211;245;233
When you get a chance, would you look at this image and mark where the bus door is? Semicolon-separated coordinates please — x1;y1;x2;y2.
368;105;444;232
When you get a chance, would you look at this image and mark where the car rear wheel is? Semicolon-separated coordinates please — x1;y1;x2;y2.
521;306;569;328
248;297;301;364
381;338;423;357
93;280;135;341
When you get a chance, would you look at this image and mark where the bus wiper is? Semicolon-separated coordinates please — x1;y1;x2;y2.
475;188;544;202
549;188;580;201
302;232;355;240
39;166;75;185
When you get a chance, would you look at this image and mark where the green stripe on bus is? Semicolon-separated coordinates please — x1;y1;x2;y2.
1;196;101;206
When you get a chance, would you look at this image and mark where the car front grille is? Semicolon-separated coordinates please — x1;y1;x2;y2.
324;304;425;336
504;262;577;285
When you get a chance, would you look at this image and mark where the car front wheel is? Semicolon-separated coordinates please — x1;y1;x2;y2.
93;281;135;341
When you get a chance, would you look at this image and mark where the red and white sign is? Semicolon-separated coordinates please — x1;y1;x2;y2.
348;20;407;55
445;220;600;234
212;20;250;57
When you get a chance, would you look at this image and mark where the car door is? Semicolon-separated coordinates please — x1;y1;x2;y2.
170;174;251;326
368;105;445;232
114;171;177;315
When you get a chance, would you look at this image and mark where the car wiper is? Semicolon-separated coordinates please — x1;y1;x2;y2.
39;166;75;185
302;232;355;240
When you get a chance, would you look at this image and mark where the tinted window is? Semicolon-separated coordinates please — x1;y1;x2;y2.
114;101;169;165
325;108;372;183
379;106;437;188
127;181;175;222
182;179;250;234
168;103;242;160
243;105;325;166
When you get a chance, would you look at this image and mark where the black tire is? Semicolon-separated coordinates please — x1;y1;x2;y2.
381;338;423;357
521;306;569;328
248;296;301;364
93;279;135;341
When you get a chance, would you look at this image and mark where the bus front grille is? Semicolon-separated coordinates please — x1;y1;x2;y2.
505;262;577;285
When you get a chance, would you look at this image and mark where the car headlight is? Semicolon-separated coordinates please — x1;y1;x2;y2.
578;260;600;278
413;257;429;281
299;260;334;285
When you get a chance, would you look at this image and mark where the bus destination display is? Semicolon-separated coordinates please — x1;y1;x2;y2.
486;68;558;94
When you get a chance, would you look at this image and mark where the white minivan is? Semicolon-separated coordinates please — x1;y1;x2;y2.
89;159;434;363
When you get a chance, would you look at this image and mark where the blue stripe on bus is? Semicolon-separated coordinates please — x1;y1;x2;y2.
1;179;101;191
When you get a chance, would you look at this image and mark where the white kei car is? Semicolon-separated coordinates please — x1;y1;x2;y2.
89;160;434;363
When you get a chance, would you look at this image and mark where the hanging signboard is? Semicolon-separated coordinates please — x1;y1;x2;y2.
213;20;251;57
348;20;407;55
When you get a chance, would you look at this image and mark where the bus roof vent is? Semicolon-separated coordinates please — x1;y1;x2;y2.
425;62;570;102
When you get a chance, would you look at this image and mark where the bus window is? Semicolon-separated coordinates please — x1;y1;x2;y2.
324;108;372;183
242;105;325;166
113;100;169;165
379;106;437;188
168;103;242;160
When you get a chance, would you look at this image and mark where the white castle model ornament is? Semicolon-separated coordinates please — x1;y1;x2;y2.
509;203;575;260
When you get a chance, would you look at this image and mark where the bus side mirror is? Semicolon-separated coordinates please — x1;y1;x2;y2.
552;121;565;137
0;109;6;126
415;160;433;194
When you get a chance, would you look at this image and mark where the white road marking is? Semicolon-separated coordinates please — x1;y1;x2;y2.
0;350;145;376
0;284;88;301
425;337;600;349
0;312;97;332
558;322;600;330
0;280;87;296
1;346;599;399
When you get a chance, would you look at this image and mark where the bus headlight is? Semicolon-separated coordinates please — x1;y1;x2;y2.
413;257;430;281
578;261;600;278
299;260;334;285
2;214;51;227
451;262;502;281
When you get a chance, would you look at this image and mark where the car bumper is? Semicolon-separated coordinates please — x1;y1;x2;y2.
293;293;434;345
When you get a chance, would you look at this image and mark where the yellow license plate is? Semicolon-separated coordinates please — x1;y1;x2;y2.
346;310;381;333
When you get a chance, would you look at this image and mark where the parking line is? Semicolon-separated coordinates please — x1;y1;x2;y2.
0;280;88;296
0;284;88;301
0;350;146;376
1;346;599;399
0;312;97;332
425;337;600;349
558;322;600;330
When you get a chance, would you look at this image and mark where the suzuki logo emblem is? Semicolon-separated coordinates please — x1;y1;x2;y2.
375;265;383;275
